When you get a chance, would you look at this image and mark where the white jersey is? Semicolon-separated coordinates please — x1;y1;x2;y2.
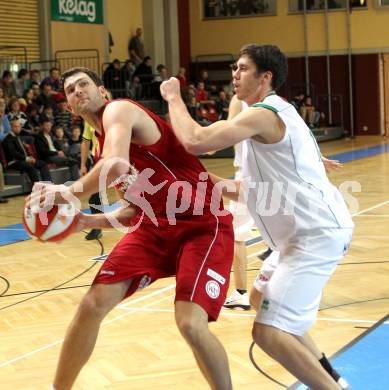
233;101;249;168
241;94;354;250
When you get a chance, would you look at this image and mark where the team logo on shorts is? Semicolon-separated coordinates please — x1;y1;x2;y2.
205;280;220;299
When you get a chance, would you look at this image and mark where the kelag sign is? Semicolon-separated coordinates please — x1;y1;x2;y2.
51;0;103;24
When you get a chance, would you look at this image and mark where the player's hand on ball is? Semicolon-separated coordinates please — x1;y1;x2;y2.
26;182;79;212
160;77;181;102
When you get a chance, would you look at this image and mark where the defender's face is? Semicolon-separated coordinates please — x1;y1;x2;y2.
64;73;105;116
232;55;268;104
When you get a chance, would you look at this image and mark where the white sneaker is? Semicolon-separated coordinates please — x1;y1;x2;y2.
223;289;251;310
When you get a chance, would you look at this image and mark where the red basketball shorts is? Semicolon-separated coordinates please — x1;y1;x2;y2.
93;213;234;321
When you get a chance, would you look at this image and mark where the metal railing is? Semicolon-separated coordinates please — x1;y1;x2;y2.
55;49;100;74
0;45;28;76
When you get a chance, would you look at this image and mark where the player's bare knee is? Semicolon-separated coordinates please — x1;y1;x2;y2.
77;291;111;320
176;317;207;346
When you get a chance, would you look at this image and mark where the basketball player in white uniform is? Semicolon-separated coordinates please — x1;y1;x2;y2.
161;44;353;389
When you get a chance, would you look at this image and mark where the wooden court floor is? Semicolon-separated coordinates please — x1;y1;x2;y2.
0;136;388;389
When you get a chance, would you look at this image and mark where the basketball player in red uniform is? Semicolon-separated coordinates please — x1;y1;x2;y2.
28;67;234;390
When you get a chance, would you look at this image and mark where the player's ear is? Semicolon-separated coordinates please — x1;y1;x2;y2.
99;86;109;100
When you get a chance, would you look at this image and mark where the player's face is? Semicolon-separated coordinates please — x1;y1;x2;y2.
232;55;270;104
64;73;106;116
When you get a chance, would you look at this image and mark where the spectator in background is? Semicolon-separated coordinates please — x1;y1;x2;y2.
22;88;35;109
25;103;41;134
40;67;61;91
133;56;153;83
128;27;145;66
198;69;213;93
7;97;31;132
0;105;11;141
176;67;188;89
0;164;9;203
55;99;72;136
40;104;55;126
27;69;40;88
2;117;51;184
103;59;122;98
195;81;211;104
120;60;136;98
12;69;29;97
53;126;70;155
68;125;82;163
154;64;169;82
216;90;230;120
291;92;305;111
35;84;56;111
30;82;40;100
35;117;80;181
0;71;16;99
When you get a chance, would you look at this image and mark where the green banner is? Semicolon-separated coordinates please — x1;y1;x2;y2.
51;0;103;24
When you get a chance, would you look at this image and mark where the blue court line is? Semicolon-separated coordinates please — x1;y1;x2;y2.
289;314;389;390
1;141;389;247
328;143;389;163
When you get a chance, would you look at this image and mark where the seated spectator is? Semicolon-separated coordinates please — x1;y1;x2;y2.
7;97;31;132
2;118;51;184
30;82;40;100
40;104;55;126
0;71;16;99
22;88;35;108
195;81;215;106
176;67;188;89
53;126;70;155
35;83;57;111
12;69;29;97
103;59;122;98
291;92;305;111
27;69;40;89
129;76;142;100
68;126;82;162
120;60;136;98
25;103;41;135
154;64;169;82
133;56;153;84
0;105;11;141
55;99;72;136
216;90;230;120
34;117;80;181
40;67;61;91
0;164;9;203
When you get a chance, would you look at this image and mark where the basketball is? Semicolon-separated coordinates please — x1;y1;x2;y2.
22;203;79;242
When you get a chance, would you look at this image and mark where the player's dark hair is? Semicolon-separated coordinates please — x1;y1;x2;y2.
239;44;288;90
60;67;103;93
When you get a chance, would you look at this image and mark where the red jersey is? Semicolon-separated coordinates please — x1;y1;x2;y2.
95;99;224;222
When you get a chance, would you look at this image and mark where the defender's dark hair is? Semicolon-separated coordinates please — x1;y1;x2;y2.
239;44;288;90
60;67;103;93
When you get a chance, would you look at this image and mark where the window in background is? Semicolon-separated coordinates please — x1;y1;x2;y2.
289;0;367;13
203;0;277;20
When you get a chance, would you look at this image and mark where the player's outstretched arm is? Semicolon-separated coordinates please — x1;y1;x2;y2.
161;78;273;155
75;203;136;232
